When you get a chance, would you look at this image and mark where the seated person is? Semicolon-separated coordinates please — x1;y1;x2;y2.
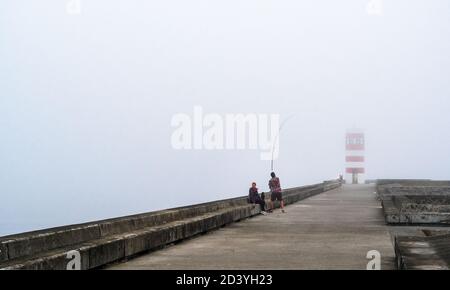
248;182;266;214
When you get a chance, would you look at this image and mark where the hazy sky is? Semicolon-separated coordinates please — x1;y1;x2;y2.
1;0;450;235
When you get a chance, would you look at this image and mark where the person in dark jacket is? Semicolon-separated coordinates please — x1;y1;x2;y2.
249;182;266;214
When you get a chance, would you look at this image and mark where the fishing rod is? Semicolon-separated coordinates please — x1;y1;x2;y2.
270;114;295;172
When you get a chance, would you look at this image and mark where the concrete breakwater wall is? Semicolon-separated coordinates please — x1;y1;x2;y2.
376;179;450;270
376;179;450;225
376;179;450;187
0;180;341;270
394;234;450;270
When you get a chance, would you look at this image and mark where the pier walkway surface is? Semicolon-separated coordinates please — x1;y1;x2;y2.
108;184;395;270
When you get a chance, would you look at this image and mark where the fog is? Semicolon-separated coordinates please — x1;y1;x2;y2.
1;0;450;236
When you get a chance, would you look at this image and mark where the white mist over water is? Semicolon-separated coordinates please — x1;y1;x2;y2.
1;0;450;236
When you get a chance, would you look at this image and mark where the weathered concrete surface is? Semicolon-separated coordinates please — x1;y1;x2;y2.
0;205;261;270
1;181;339;270
378;185;450;197
395;234;450;270
107;184;395;270
377;181;450;225
376;179;450;187
387;226;450;240
376;179;450;269
382;196;450;224
0;243;8;262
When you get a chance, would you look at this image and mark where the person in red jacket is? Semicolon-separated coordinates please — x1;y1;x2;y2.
268;172;285;213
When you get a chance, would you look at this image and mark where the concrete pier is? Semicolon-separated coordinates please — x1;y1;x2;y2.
108;184;395;270
0;181;339;270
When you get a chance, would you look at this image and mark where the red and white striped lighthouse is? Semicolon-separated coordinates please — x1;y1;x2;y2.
345;129;365;184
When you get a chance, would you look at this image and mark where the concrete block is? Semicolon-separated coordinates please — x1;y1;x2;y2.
88;238;125;269
123;220;188;257
0;246;91;270
99;220;136;237
3;238;32;261
3;224;100;261
132;214;161;229
394;235;450;270
382;192;450;225
124;233;146;257
0;243;8;262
